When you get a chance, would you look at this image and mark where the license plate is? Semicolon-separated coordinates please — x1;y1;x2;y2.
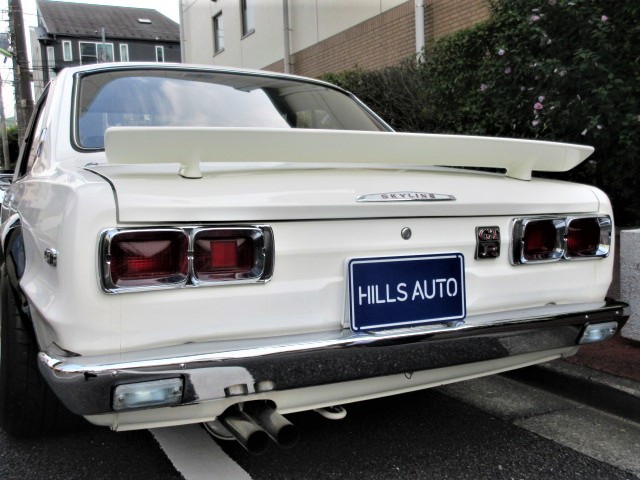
348;253;466;332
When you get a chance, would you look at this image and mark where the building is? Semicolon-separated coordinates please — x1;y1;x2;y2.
30;1;181;97
181;0;490;78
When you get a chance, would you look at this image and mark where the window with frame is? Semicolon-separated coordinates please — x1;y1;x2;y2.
213;13;224;53
155;46;164;62
46;46;55;75
62;40;72;61
75;70;387;150
80;42;114;64
18;87;49;178
120;44;129;62
241;0;254;36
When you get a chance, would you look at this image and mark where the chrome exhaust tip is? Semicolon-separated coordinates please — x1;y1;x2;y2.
217;411;270;455
244;402;299;449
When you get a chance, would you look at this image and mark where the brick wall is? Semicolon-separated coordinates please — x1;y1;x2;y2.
426;0;490;39
264;0;490;78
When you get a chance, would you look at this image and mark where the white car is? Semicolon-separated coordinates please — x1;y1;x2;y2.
0;63;628;452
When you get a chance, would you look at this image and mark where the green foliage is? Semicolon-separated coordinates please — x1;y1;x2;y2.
322;0;640;226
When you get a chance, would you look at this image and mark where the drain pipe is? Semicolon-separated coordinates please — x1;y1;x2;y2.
415;0;425;61
282;0;292;73
179;0;186;62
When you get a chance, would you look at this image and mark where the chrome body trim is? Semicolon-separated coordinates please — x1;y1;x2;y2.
356;191;456;202
38;300;628;416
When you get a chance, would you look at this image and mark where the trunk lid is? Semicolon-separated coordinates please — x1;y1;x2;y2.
89;127;599;223
86;162;599;223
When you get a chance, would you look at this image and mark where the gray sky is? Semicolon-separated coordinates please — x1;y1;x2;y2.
2;0;181;117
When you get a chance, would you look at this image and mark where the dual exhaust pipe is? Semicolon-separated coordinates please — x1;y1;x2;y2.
215;402;299;455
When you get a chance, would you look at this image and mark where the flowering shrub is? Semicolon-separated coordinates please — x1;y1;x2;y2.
322;0;640;226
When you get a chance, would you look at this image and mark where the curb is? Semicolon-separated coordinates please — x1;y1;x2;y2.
504;360;640;423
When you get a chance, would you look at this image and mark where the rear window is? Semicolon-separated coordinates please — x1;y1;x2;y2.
75;69;386;149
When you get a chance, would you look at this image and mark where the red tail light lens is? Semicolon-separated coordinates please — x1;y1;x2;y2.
522;220;562;261
566;216;611;258
523;221;555;256
567;218;600;255
106;230;188;289
193;228;265;282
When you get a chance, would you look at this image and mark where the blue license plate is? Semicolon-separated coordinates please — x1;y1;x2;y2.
348;253;466;332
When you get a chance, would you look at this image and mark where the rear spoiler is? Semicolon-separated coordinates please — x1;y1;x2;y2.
104;127;593;181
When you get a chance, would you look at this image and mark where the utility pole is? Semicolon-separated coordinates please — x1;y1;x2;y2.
0;78;11;170
8;0;34;144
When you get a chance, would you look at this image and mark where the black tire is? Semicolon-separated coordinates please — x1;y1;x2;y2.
0;266;85;437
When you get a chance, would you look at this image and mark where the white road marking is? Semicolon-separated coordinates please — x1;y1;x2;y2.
151;424;252;480
439;375;640;477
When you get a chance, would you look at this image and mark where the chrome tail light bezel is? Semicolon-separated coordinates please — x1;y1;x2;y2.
100;225;274;293
512;217;566;264
511;215;611;265
564;215;612;260
100;228;190;292
191;226;272;286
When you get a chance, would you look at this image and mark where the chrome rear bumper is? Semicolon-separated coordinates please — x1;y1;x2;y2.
38;299;629;416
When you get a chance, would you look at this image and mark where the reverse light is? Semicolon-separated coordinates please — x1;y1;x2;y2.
112;378;183;411
512;215;611;265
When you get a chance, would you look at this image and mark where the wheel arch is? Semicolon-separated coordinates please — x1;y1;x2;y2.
1;216;33;336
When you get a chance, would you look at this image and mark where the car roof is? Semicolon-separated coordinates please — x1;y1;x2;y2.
64;62;348;94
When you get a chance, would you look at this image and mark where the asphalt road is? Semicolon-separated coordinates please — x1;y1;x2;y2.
1;375;638;479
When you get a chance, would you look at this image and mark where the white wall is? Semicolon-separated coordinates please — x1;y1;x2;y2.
181;0;215;64
182;0;407;69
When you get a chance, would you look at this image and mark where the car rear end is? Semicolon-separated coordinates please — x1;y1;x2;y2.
29;65;627;440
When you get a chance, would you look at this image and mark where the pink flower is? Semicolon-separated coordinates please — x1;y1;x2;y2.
601;15;609;22
538;95;545;102
532;120;540;127
530;14;541;22
504;67;512;74
480;83;489;91
497;48;505;56
534;102;544;110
